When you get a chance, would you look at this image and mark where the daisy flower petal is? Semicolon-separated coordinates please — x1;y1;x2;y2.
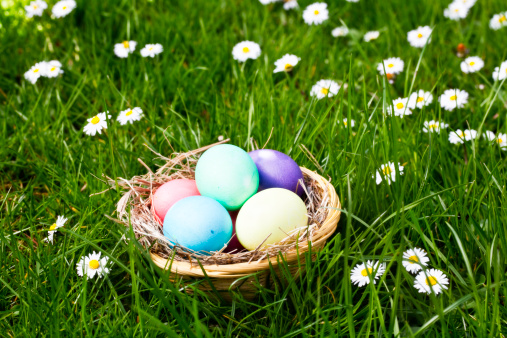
83;112;111;136
117;107;143;125
310;79;340;99
232;41;261;62
350;260;385;287
414;269;449;295
273;54;300;73
402;247;430;273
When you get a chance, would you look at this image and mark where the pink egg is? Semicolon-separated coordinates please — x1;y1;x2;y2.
225;211;245;253
152;179;200;224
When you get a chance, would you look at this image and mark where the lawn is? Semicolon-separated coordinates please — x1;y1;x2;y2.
1;0;507;336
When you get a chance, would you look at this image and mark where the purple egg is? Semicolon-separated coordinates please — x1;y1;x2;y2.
249;149;305;196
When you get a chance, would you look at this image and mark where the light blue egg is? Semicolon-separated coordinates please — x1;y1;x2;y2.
163;196;232;252
195;144;259;211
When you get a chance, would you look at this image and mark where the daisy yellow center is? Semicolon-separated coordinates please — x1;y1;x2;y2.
458;131;464;138
33;68;39;73
126;110;133;116
284;63;292;70
149;47;153;51
429;123;437;129
499;15;506;23
387;63;394;68
50;67;56;71
396;102;404;109
91;116;100;125
321;88;329;95
242;47;249;53
122;41;129;48
425;276;437;286
497;138;503;144
454;8;459;12
33;5;38;8
361;268;373;277
408;255;419;264
417;33;423;38
49;223;57;231
469;61;475;66
314;10;319;15
382;166;392;175
63;6;67;9
450;95;457;101
89;260;100;270
343;121;347;126
417;96;424;102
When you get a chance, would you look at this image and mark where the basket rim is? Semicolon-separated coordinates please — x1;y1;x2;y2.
150;167;341;279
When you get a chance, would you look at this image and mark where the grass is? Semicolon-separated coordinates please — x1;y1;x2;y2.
1;0;507;336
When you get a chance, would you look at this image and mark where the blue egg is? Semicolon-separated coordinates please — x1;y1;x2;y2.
163;196;233;252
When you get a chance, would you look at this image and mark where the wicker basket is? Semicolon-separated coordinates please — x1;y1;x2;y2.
148;167;341;301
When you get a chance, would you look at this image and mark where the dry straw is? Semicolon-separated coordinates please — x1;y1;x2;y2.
107;140;341;299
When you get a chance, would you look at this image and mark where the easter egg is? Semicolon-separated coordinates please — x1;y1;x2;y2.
163;196;232;252
236;188;308;250
225;211;245;253
249;149;305;196
195;144;259;211
152;179;200;224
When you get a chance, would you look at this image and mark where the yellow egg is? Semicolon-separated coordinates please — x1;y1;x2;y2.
236;188;308;250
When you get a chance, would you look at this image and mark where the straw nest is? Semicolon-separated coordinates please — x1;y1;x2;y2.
107;140;341;271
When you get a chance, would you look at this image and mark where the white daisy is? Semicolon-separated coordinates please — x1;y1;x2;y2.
140;43;163;58
52;0;76;18
483;131;507;151
377;57;404;76
443;2;469;21
343;118;355;128
259;0;278;4
283;0;298;10
273;54;300;73
374;162;404;185
24;62;48;84
495;133;507;150
310;79;340;99
76;251;110;278
117;107;143;125
492;61;507;81
332;26;349;37
350;260;385;287
407;26;432;48
45;60;64;78
422;120;448;134
439;89;468;111
490;12;507;30
387;97;412;118
402;248;430;274
302;2;328;25
456;0;477;8
364;31;380;42
232;41;261;62
83;112;111;136
460;56;484;73
25;0;47;18
346;0;359;2
414;269;449;295
448;129;477;144
408;90;433;109
43;215;67;244
483;130;496;141
114;40;137;58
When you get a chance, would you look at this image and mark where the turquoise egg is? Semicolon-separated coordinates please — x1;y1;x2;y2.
195;144;259;210
163;196;232;252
